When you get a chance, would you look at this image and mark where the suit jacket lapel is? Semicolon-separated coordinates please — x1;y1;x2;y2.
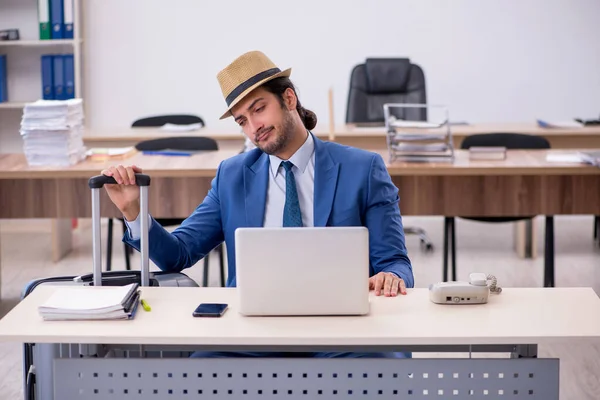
244;153;269;227
313;136;340;227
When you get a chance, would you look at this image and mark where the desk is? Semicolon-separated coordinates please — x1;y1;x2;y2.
336;123;600;150
1;149;599;296
1;286;599;399
82;123;600;150
1;149;599;218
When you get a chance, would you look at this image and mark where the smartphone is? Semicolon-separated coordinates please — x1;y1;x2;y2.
192;303;228;317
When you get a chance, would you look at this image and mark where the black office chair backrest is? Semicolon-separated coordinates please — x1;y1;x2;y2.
346;58;427;124
461;133;550;150
135;136;218;152
132;114;205;128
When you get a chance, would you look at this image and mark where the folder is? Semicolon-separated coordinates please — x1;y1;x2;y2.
49;0;64;39
41;55;54;100
63;54;74;99
63;0;74;39
0;55;7;103
38;0;51;40
53;55;66;100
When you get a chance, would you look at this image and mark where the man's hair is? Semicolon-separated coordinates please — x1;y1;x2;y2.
260;77;318;131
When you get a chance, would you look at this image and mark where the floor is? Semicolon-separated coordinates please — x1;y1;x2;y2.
0;215;599;399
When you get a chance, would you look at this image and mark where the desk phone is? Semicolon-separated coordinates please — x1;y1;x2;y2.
429;273;502;304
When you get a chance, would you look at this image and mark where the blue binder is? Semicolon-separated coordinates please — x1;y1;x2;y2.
53;55;66;100
63;54;74;99
0;55;7;103
49;0;64;39
41;55;55;100
63;0;74;39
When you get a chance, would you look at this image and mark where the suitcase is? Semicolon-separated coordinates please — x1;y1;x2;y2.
21;173;198;399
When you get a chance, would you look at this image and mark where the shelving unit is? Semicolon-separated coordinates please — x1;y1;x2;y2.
0;0;84;138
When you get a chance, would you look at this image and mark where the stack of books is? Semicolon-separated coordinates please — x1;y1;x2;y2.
38;283;141;321
469;146;507;160
20;98;87;166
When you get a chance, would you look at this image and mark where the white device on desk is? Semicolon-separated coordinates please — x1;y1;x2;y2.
429;273;502;304
235;227;370;316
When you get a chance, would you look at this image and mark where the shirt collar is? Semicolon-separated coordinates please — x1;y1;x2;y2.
269;132;315;176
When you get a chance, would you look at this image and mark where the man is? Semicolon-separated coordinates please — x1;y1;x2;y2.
103;50;413;297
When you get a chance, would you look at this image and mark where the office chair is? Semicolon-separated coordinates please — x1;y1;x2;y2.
131;114;205;128
346;57;433;252
444;133;555;287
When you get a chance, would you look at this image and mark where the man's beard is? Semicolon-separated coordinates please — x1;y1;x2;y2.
256;111;295;155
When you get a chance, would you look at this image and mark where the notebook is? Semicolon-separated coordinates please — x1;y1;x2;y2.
38;283;140;321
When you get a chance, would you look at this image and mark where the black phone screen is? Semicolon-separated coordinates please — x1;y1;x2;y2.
193;303;228;317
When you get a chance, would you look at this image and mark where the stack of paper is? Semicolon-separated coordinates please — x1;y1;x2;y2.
579;150;600;167
20;99;87;166
38;283;141;321
86;146;137;161
386;122;453;162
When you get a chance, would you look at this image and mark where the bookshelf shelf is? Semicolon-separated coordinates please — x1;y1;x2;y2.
0;102;29;109
0;39;81;47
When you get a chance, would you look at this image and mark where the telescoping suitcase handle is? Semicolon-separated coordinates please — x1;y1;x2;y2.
88;173;152;287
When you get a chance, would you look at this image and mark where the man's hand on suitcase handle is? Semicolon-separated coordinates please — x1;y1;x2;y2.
101;164;143;221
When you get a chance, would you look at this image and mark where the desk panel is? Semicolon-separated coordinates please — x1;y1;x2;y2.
2;174;600;219
392;175;600;216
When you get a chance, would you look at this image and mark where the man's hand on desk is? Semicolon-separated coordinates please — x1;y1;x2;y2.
369;272;407;297
101;164;143;221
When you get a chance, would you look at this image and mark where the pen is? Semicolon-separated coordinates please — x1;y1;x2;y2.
141;299;151;312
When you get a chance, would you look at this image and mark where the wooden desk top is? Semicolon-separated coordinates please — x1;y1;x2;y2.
0;149;598;179
81;123;600;144
1;286;599;346
340;122;600;138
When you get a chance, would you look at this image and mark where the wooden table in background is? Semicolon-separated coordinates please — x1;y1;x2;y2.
1;149;599;296
82;123;600;151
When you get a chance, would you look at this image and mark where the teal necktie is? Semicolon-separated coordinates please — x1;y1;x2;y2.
281;161;303;227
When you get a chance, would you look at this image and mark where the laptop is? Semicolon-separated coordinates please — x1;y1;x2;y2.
234;227;370;316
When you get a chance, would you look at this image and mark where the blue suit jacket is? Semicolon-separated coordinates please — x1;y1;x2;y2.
124;135;414;287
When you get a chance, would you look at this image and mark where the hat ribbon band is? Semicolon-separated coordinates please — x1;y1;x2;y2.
225;67;281;106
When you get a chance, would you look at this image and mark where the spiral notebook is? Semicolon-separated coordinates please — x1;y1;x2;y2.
38;283;141;321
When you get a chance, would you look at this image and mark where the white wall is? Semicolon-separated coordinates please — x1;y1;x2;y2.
2;0;600;151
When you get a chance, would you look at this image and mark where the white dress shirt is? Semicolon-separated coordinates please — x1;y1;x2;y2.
126;132;316;238
264;132;315;227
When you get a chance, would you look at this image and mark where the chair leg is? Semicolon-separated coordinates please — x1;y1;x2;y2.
443;217;450;282
121;220;131;271
450;217;457;281
544;216;555;288
202;256;209;287
218;244;226;287
106;218;113;272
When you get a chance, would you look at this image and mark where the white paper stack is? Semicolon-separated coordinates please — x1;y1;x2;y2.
20;99;87;166
38;283;141;321
387;119;454;162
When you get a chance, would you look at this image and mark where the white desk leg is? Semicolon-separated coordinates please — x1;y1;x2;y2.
51;219;73;263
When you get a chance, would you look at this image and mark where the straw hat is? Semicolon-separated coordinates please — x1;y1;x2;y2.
217;51;291;120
